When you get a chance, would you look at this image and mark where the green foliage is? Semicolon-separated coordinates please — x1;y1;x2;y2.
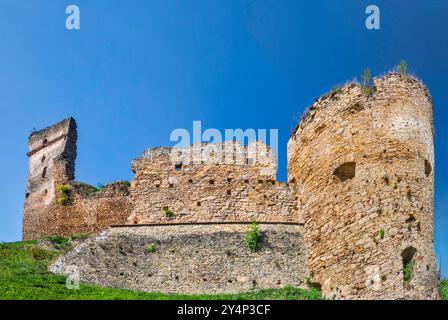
379;229;385;240
381;274;387;282
398;60;408;75
56;184;70;206
361;68;375;96
85;186;99;194
46;236;70;251
305;272;322;291
28;246;55;261
0;241;322;300
246;220;260;252
70;233;91;241
163;207;174;218
441;280;448;300
121;181;131;187
146;243;156;253
362;68;371;85
97;183;105;191
403;259;415;282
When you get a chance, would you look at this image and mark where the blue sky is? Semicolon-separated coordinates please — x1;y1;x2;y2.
0;1;446;276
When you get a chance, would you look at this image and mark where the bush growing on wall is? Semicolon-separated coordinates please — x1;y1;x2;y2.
246;220;260;252
56;184;70;206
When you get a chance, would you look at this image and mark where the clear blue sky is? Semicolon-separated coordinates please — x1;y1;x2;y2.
0;1;446;276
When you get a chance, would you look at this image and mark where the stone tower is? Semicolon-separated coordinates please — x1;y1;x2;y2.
287;74;439;299
23;118;77;240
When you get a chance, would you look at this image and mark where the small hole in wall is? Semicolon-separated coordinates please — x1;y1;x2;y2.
333;162;356;183
227;190;231;195
25;193;30;198
209;179;214;185
227;177;232;183
175;162;182;171
42;167;47;178
426;265;430;271
197;201;201;206
424;160;432;177
188;179;193;183
42;139;48;146
44;189;48;195
406;215;416;223
169;183;173;188
41;155;45;163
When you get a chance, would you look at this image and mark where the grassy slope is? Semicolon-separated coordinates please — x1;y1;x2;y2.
0;240;322;300
441;280;448;300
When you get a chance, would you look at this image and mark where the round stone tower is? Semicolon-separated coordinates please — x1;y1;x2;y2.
287;74;439;299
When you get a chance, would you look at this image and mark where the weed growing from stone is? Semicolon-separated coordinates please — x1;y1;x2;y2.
146;243;156;253
403;260;415;282
56;184;70;205
163;207;174;218
246;220;260;252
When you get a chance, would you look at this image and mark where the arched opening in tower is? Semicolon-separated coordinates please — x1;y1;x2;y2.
402;246;417;289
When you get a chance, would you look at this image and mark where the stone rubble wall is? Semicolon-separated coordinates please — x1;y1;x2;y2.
127;142;301;225
287;74;439;299
50;223;306;294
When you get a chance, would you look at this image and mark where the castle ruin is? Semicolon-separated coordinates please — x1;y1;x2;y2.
23;74;439;299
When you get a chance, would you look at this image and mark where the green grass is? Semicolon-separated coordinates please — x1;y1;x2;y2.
441;279;448;300
0;240;322;300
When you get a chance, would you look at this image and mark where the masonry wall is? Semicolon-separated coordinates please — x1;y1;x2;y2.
287;74;439;299
23;118;132;240
50;223;306;294
25;181;132;240
127;142;301;225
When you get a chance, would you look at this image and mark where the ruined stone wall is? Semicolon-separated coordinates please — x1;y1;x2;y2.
23;118;77;239
127;142;300;225
50;223;306;294
23;118;132;240
25;181;132;240
287;74;439;299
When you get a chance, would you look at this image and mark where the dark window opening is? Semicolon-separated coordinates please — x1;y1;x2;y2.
333;162;356;182
42;167;47;179
41;155;46;163
424;160;432;177
25;193;30;198
402;247;417;287
197;201;201;206
175;162;182;171
42;139;48;146
209;179;214;185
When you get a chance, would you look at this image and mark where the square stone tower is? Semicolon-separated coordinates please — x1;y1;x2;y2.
23;118;77;240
